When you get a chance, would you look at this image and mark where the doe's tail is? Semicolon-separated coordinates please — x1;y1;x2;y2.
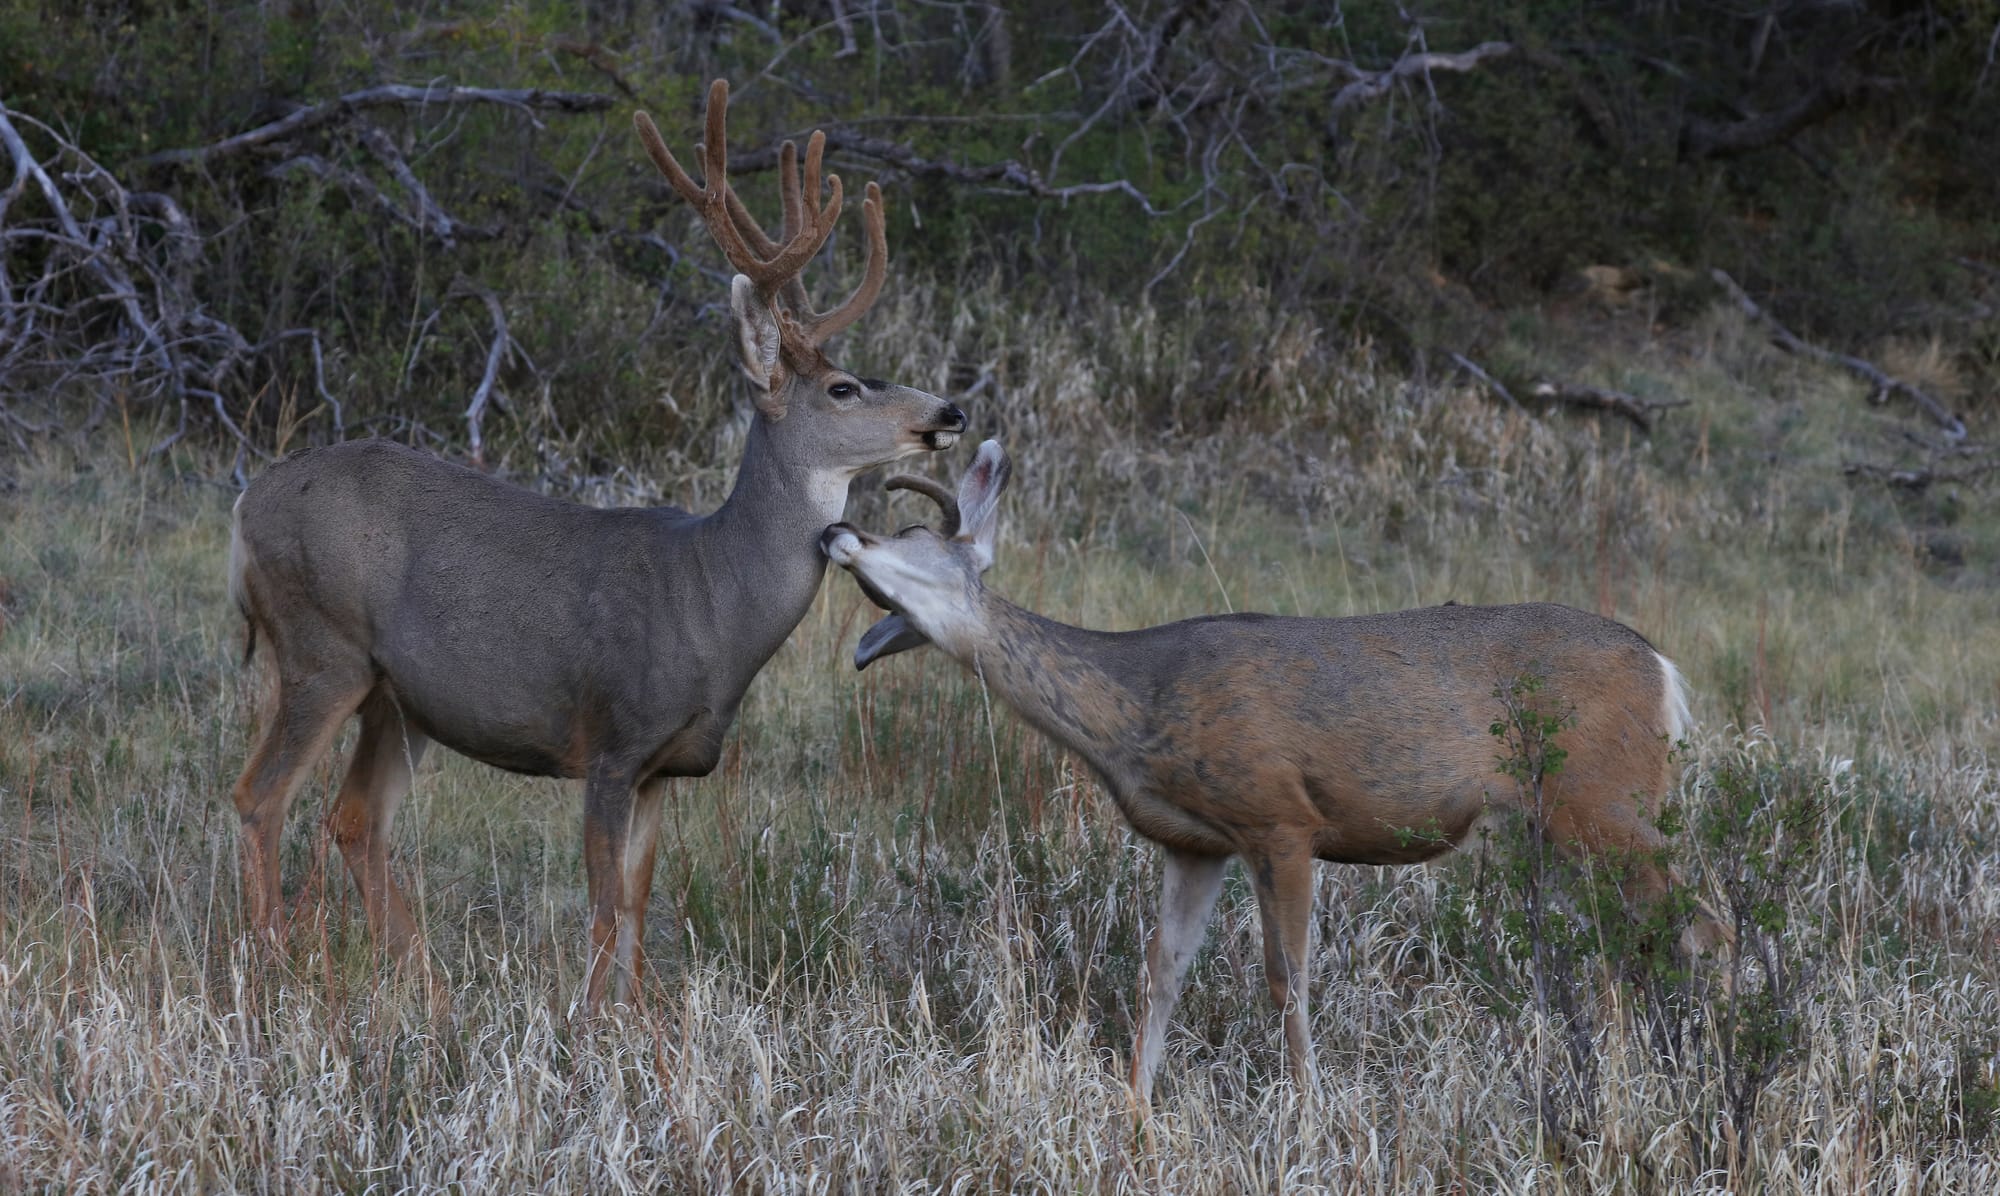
1656;651;1693;750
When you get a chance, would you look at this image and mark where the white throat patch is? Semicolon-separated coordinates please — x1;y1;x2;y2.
806;469;854;524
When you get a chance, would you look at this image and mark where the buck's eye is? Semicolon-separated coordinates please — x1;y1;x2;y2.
828;382;859;401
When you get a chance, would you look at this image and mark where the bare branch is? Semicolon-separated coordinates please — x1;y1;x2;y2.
1047;0;1215;184
137;85;616;170
1329;42;1517;113
550;39;640;99
828;0;860;59
1681;75;1893;161
267;154;428;233
1713;268;1967;441
354;122;494;246
538;180;736;290
448;276;512;467
259;328;343;439
1;101;338;452
688;0;784;45
724;127;1173;215
1;102;178;385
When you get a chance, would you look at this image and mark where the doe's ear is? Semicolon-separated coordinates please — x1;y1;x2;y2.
955;439;1012;571
729;274;784;405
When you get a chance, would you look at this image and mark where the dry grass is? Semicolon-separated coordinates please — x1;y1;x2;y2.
2;294;1997;1192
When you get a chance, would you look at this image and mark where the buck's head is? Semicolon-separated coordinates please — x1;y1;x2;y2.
635;81;964;485
821;439;1012;668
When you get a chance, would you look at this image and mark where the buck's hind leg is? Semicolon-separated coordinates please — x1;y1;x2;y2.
232;660;372;943
1132;849;1229;1109
326;688;431;957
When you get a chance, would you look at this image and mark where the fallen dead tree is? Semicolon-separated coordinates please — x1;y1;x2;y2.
1843;442;1997;492
1527;380;1690;433
1842;459;1995;490
1714;268;1968;442
1450;353;1686;433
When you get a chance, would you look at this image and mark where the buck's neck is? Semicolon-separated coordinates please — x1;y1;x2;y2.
689;416;849;651
953;595;1153;782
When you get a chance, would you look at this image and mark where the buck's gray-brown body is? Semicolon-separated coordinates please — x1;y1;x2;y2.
233;436;834;784
226;78;966;1009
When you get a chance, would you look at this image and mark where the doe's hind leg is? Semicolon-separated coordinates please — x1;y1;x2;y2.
1540;778;1734;969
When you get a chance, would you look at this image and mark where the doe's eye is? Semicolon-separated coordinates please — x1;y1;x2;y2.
828;382;858;400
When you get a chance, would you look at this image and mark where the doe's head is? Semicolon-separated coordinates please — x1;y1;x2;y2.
635;80;965;478
820;439;1012;668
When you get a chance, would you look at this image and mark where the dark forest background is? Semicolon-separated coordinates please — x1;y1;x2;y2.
1;0;1995;461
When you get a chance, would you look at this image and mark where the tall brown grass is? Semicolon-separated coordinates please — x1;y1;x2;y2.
1;291;1995;1191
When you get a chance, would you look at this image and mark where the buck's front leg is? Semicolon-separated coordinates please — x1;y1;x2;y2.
1247;840;1319;1092
581;769;637;1013
611;778;668;1006
1132;848;1230;1109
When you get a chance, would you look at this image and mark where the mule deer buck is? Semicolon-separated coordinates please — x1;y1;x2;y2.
820;441;1729;1104
227;79;966;1009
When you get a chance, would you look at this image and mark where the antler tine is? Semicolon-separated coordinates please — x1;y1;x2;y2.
720;139;828;311
722;155;783;257
798;181;887;345
801;131;825;233
636;81;760;279
724;189;812;314
633;80;812;296
778;138;805;243
884;474;961;535
700;77;730;207
748;173;842;291
631;110;705;209
637;79;861;322
685;80;784;283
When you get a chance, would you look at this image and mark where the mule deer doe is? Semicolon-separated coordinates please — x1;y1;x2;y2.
227;80;966;1009
820;441;1729;1104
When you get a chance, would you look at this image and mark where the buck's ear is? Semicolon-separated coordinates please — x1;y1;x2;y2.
729;274;783;396
956;439;1011;571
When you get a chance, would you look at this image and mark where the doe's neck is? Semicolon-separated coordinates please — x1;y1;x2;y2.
955;594;1151;775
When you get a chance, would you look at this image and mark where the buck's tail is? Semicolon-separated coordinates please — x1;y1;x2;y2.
227;492;257;666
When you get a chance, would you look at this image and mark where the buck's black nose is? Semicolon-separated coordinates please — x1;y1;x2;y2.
940;403;967;431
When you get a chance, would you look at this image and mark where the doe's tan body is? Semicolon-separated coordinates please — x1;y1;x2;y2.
820;441;1727;1105
1033;603;1680;870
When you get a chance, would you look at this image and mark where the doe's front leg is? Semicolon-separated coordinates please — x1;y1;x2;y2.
1131;848;1230;1109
